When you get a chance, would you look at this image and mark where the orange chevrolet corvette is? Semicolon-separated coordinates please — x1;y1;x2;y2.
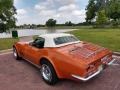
13;33;115;85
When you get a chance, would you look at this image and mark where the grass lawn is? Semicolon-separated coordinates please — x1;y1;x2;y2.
70;28;120;52
0;38;19;51
0;28;120;52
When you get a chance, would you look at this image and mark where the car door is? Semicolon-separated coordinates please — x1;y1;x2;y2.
24;37;45;64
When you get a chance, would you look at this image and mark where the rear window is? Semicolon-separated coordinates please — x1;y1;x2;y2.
54;36;79;45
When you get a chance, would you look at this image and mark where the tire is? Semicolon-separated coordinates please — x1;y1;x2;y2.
13;47;21;60
40;60;58;85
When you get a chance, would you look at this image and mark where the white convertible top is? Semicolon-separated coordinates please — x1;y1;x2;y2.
39;33;80;47
40;33;72;39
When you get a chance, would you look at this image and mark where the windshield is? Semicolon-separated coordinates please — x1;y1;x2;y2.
54;36;79;45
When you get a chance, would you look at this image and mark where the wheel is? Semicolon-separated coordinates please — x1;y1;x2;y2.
41;60;58;85
13;47;21;60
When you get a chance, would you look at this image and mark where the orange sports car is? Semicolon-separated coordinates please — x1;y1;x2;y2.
13;33;115;85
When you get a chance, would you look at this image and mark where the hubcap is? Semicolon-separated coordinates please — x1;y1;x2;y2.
13;49;17;57
41;64;52;81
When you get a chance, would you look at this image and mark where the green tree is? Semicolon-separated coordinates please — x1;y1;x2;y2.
0;0;16;32
46;19;56;27
96;10;108;26
86;0;96;23
86;0;109;23
107;0;120;22
65;21;73;26
95;0;108;11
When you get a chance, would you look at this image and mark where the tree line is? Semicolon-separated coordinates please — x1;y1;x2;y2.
86;0;120;27
0;0;120;32
45;0;120;27
16;20;89;29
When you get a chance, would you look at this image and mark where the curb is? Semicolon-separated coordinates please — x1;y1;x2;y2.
0;49;12;54
113;52;120;56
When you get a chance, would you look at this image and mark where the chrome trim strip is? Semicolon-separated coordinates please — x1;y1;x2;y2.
108;59;116;65
71;66;103;81
22;57;41;69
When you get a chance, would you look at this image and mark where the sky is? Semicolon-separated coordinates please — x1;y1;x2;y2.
14;0;89;25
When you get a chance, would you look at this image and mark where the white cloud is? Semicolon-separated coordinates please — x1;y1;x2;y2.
53;14;61;18
34;1;56;17
14;0;22;5
14;0;18;3
55;0;74;5
15;0;86;25
58;4;77;12
15;9;28;25
39;10;56;16
17;9;27;15
72;10;86;16
35;5;46;10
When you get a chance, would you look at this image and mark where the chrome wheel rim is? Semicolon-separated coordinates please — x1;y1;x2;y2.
13;48;17;58
41;64;52;81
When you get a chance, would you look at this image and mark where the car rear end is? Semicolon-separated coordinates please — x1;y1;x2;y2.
57;42;114;81
70;45;114;81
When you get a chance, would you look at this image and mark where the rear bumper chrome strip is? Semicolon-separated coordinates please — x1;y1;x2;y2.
71;66;103;81
71;59;116;81
108;59;116;65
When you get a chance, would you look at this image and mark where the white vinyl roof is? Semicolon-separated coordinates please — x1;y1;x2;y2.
39;33;80;47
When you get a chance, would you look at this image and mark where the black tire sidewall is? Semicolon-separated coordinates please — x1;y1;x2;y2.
13;47;20;60
41;61;58;85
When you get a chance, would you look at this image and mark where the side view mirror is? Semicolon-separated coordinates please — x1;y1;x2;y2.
29;42;34;46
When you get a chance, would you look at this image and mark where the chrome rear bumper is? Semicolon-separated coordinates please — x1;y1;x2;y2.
71;65;103;81
108;59;116;65
71;59;116;81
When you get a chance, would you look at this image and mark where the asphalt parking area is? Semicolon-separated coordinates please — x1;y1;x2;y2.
0;53;120;90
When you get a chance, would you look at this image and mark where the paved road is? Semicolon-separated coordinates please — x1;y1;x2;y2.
0;53;120;90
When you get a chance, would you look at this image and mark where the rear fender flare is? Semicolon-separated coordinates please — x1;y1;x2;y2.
39;56;61;78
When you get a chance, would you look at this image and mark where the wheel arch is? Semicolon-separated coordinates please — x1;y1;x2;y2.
39;56;61;78
13;45;18;52
13;44;21;57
